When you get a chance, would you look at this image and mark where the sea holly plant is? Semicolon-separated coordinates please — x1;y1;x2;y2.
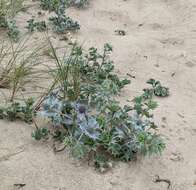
26;19;47;32
67;0;89;8
49;0;80;33
33;43;167;172
0;0;23;42
6;20;20;42
40;92;101;139
40;0;61;12
40;0;89;10
40;0;80;33
0;18;20;42
49;14;80;33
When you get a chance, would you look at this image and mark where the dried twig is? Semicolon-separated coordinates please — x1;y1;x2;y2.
154;175;171;189
52;141;66;153
14;183;26;188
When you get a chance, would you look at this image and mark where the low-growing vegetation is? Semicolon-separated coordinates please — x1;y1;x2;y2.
0;0;170;173
0;17;20;42
30;41;167;171
26;19;47;32
67;0;89;8
0;0;81;41
40;0;89;11
0;0;24;41
6;20;20;42
0;98;35;123
144;78;169;97
49;1;80;33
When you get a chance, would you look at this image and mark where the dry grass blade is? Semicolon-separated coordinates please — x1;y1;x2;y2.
0;37;48;101
0;0;24;18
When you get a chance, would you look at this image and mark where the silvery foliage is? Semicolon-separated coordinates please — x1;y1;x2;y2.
40;90;100;140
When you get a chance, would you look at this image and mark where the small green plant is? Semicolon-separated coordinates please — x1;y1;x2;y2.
32;127;49;140
40;0;61;12
0;17;20;42
26;19;47;32
49;1;80;33
40;0;88;11
40;0;80;33
35;21;47;32
0;16;20;42
0;98;35;123
7;20;20;42
67;0;89;8
49;14;80;33
143;79;169;98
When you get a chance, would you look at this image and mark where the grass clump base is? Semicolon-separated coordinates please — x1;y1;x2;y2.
0;39;47;101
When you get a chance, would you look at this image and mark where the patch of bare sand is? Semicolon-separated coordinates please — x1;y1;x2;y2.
1;0;196;189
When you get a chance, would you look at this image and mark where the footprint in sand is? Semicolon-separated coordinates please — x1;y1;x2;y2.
159;37;184;46
185;61;196;68
170;151;184;162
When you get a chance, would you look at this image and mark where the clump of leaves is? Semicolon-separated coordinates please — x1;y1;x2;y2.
40;0;88;10
7;20;20;42
0;98;35;123
143;79;169;98
32;127;49;140
76;43;130;111
33;42;165;171
67;0;89;8
49;1;80;33
0;0;24;41
49;14;80;33
26;19;47;32
40;0;80;33
40;0;62;12
0;18;20;42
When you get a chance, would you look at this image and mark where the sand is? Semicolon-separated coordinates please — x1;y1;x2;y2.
0;0;196;189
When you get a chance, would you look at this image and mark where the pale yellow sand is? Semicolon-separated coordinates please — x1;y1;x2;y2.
0;0;196;189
